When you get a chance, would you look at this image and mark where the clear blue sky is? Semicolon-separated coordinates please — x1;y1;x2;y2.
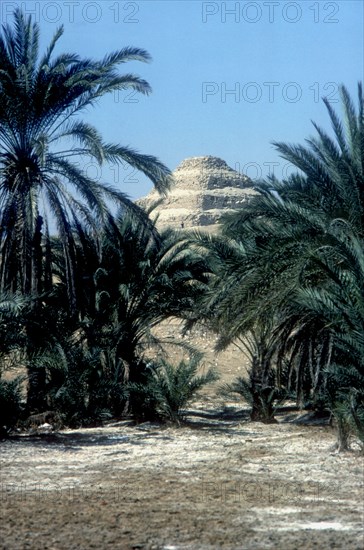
1;1;363;198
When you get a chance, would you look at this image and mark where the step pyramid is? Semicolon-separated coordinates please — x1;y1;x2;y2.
137;156;256;230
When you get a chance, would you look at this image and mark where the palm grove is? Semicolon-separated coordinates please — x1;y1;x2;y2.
0;10;363;452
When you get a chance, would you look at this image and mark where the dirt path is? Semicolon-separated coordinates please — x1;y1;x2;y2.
1;402;363;550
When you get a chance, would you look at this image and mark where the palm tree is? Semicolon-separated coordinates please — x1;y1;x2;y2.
182;230;288;421
192;84;364;439
0;8;172;309
47;210;210;418
94;211;209;382
217;83;363;331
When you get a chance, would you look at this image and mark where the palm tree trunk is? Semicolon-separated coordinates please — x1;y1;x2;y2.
249;352;277;423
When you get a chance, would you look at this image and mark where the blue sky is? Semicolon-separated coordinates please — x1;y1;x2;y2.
1;1;363;198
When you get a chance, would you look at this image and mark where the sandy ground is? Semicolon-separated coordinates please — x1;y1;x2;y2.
1;321;363;549
1;401;363;550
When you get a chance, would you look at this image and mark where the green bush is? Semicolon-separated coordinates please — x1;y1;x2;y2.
219;370;288;423
128;356;219;423
48;360;127;427
0;377;24;436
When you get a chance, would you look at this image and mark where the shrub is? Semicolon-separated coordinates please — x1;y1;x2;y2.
0;376;24;436
128;356;219;423
220;370;288;423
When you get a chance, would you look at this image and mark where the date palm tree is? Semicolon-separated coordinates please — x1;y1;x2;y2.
43;210;210;419
0;8;172;309
192;83;364;439
90;211;209;385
